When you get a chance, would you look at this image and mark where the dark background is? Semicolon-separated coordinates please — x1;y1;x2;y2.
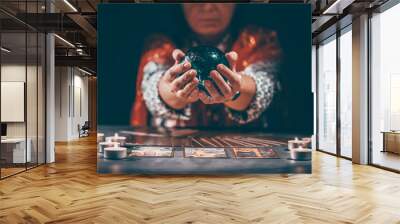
98;3;313;134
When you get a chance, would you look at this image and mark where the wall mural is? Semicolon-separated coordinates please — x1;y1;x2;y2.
97;3;313;174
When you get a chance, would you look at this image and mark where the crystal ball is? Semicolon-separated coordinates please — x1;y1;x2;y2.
183;46;230;94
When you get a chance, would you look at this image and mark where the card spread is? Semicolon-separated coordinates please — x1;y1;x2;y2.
233;148;278;159
184;148;227;158
129;147;174;157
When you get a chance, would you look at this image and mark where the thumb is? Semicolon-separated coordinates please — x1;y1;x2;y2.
225;51;238;72
172;49;185;64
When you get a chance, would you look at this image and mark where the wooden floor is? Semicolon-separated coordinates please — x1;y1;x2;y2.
1;136;400;224
372;150;400;171
1;167;26;178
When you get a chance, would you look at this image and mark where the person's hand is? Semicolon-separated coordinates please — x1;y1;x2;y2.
158;49;200;109
199;51;242;104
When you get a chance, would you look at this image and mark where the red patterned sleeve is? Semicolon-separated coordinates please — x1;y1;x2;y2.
227;27;281;124
233;26;280;72
130;35;175;127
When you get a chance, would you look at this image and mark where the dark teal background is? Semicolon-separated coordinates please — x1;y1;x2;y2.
98;3;313;134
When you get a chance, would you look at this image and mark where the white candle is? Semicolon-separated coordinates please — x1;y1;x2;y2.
98;139;119;153
105;133;126;146
288;137;311;150
289;146;312;161
288;137;304;150
104;142;127;160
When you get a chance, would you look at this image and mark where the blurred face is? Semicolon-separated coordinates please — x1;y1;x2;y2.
183;3;235;38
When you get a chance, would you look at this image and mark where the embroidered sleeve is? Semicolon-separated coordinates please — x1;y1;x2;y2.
225;62;277;124
141;61;191;123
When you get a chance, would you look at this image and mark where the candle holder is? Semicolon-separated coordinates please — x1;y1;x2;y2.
104;143;127;160
288;137;312;150
288;137;303;150
289;147;312;161
98;140;119;153
105;133;127;146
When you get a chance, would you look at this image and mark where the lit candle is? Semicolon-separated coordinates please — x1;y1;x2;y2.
105;133;126;146
288;137;304;150
288;137;311;150
98;139;119;153
104;142;127;160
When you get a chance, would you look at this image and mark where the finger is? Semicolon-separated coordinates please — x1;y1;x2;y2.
172;49;185;63
199;91;212;104
225;51;238;71
171;69;196;92
166;61;191;81
216;64;241;92
188;88;199;102
177;79;199;99
204;80;224;102
210;70;232;97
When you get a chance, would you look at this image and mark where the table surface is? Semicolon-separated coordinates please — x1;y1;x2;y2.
97;126;312;174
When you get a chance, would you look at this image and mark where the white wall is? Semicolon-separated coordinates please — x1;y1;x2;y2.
72;73;89;138
1;65;26;139
1;65;41;138
1;63;46;163
55;67;89;141
55;66;69;141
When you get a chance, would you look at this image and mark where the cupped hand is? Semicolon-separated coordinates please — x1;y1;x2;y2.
158;49;200;109
199;51;242;104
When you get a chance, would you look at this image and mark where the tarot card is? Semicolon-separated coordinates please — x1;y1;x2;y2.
129;146;173;157
233;148;262;158
233;148;279;159
184;148;227;158
258;148;279;158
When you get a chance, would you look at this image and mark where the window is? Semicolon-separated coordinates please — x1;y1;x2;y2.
318;35;337;154
370;2;400;171
339;27;352;158
0;1;47;179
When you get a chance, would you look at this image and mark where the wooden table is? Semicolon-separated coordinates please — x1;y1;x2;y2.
97;126;312;174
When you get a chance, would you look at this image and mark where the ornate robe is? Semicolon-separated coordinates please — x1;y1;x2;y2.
131;27;280;128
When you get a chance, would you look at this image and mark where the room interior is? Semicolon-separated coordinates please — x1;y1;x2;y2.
0;0;400;223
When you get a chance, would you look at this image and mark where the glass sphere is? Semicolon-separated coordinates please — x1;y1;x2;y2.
183;46;230;94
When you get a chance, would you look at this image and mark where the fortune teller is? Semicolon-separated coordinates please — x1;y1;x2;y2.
131;3;280;128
